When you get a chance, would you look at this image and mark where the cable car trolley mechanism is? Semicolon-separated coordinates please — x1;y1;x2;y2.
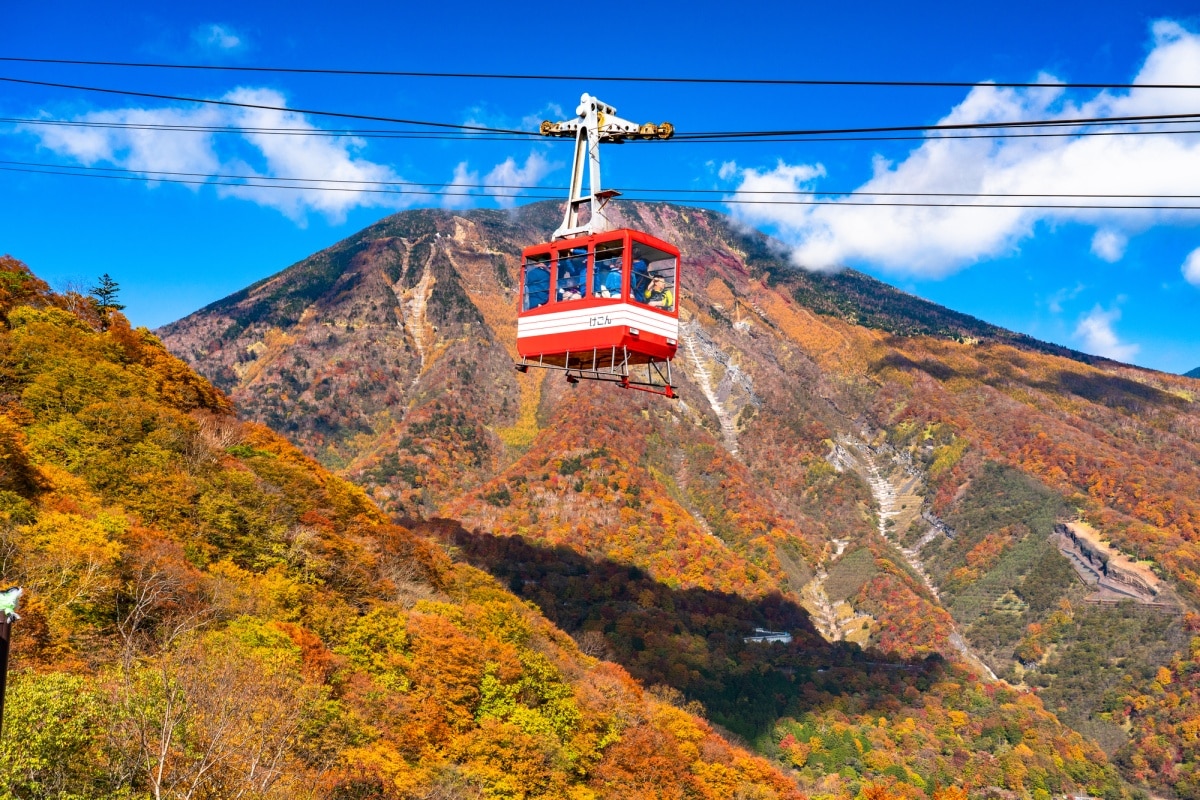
515;94;680;397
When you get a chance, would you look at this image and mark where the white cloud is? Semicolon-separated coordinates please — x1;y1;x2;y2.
193;24;244;52
22;90;562;221
1183;246;1200;286
442;162;479;210
464;102;569;137
440;152;560;210
216;88;410;221
725;21;1200;277
21;88;413;223
28;105;227;176
1091;229;1128;262
484;152;556;208
717;160;738;181
1074;305;1140;361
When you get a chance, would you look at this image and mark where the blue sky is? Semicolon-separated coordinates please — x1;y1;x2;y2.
2;0;1199;373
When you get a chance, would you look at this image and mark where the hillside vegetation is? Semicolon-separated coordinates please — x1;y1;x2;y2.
0;255;805;800
153;200;1200;798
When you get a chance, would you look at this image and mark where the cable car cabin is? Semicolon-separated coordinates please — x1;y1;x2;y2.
516;229;680;396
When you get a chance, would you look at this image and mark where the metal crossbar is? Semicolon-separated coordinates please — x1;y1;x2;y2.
516;346;676;398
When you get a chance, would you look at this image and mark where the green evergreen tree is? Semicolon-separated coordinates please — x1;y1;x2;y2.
89;273;124;329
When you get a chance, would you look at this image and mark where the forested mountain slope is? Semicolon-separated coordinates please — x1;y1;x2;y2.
0;255;809;799
159;201;1200;799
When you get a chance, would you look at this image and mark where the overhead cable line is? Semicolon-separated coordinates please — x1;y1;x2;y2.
2;56;1198;90
674;111;1200;139
0;164;538;199
3;76;1198;140
6;164;1200;210
7;115;1200;145
5;159;1199;199
667;128;1200;143
0;76;531;134
0;116;539;140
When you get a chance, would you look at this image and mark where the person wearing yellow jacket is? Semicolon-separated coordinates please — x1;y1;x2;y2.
643;275;674;311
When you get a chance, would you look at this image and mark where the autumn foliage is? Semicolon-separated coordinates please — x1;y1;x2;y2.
144;199;1200;798
0;256;801;799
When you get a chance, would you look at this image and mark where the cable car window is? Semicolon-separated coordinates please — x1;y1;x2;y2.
522;254;551;311
556;247;588;302
593;240;623;299
630;243;676;312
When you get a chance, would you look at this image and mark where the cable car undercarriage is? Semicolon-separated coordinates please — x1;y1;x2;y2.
516;346;676;398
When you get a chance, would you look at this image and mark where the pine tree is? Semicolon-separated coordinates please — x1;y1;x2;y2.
89;273;124;329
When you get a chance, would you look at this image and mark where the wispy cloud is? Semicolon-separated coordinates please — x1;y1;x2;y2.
21;88;411;224
1047;282;1085;313
1183;246;1200;286
440;152;559;210
441;162;479;210
464;101;568;136
1074;304;1140;361
1091;229;1127;262
483;152;556;208
521;103;564;132
724;20;1200;278
193;23;244;52
22;89;564;222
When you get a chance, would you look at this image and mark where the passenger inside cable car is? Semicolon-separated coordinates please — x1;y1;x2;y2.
518;234;678;315
630;242;676;312
556;246;587;301
523;254;551;310
644;276;674;311
594;240;623;298
631;258;649;300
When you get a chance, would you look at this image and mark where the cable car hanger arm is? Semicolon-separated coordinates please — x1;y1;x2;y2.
540;93;674;240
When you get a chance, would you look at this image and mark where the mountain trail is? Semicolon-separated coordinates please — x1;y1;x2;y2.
681;323;740;455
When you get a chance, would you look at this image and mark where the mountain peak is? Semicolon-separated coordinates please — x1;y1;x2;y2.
153;199;1200;799
170;199;1102;364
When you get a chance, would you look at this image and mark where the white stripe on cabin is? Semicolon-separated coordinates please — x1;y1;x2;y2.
518;303;679;341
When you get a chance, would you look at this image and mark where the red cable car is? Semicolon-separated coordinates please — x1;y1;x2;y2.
515;94;680;397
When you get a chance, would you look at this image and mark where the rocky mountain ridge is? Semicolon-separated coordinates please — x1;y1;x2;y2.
159;200;1200;798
